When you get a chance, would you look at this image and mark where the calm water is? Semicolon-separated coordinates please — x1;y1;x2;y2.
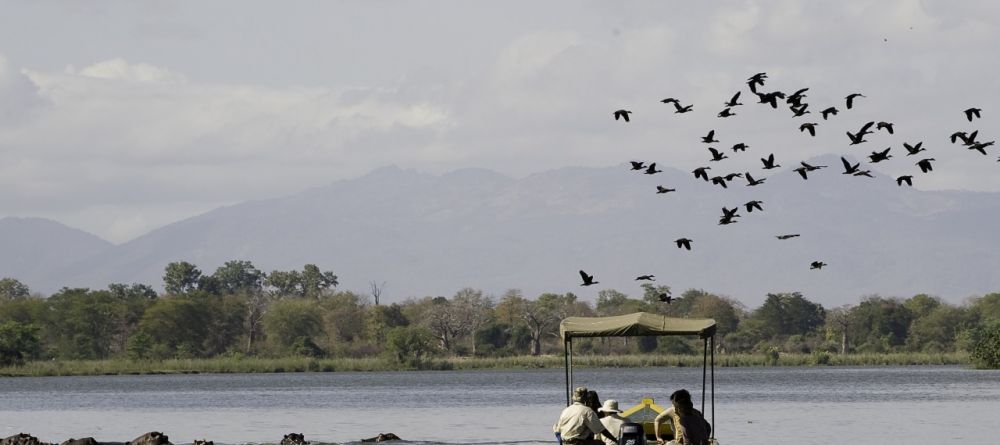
1;366;998;445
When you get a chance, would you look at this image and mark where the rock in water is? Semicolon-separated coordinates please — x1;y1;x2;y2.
280;434;307;445
361;433;402;443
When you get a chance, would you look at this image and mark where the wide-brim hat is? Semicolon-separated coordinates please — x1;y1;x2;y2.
598;399;621;413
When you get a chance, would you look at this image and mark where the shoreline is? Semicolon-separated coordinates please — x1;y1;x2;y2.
0;352;968;377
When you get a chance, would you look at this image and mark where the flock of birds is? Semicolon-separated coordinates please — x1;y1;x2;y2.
579;72;993;303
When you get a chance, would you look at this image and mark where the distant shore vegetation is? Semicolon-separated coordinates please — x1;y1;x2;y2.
1;259;998;374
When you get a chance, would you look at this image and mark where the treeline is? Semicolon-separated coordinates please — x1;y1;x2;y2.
0;260;998;369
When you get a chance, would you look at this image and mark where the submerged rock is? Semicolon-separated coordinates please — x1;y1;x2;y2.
280;434;308;445
2;433;54;445
59;439;96;445
127;432;170;445
360;433;401;443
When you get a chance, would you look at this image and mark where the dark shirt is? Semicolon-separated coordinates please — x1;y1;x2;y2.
678;413;709;445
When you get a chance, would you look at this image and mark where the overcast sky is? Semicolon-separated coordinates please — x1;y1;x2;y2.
1;1;998;243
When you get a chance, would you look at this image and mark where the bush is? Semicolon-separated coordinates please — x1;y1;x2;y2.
969;321;1000;369
812;351;831;365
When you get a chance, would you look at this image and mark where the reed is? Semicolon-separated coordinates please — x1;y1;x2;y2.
0;352;969;377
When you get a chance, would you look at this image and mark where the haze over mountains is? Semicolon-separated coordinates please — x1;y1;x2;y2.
3;158;999;307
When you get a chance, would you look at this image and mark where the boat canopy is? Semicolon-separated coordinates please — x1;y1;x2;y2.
560;312;717;340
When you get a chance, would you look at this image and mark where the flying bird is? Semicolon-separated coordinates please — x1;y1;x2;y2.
710;176;729;189
645;163;662;175
810;261;827;270
635;275;655;281
877;121;895;134
731;143;749;152
820;107;839;120
660;98;679;105
702;130;719;143
787;87;809;105
868;147;892;163
708;147;728;161
744;200;764;212
853;170;874;178
847;130;868;145
693;166;712;181
800;122;818;137
658;293;674;304
724;172;744;181
579;270;599;286
841;157;861;174
896;175;913;186
675;238;693;250
951;131;977;145
761;153;780;169
776;234;800;240
801;161;827;171
747;73;767;92
790;103;811;117
745;172;766;186
968;141;995;155
718;107;736;118
903;142;925;156
673;102;694;113
724;91;743;107
629;161;646;170
964;107;982;122
656;185;676;194
916;158;936;173
845;93;865;109
793;167;811;180
614;110;632;122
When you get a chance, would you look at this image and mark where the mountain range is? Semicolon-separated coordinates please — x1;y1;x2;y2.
3;156;999;307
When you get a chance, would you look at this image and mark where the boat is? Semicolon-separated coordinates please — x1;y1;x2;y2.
559;312;718;443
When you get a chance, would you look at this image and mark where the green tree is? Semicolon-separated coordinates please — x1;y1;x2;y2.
265;270;302;297
752;292;826;339
45;288;121;359
597;289;647;316
850;296;914;350
367;303;409;344
0;321;40;365
106;282;158;355
138;296;212;358
971;293;1000;322
451;288;494;355
300;264;338;298
212;260;265;295
0;278;30;301
385;325;436;367
262;299;324;354
904;294;941;319
163;261;202;295
968;320;1000;369
906;304;972;352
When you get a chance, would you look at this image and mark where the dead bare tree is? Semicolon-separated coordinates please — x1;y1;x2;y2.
370;280;386;306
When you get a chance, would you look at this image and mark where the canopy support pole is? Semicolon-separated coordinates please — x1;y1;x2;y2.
711;334;716;440
564;337;573;406
701;336;708;415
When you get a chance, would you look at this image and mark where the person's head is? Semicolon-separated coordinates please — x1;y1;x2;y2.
598;399;622;416
673;397;695;416
587;390;601;409
572;386;589;403
669;389;692;403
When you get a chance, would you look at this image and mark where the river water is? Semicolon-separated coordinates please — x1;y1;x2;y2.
1;366;998;445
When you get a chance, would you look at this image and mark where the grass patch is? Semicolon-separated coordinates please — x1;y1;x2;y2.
0;352;969;377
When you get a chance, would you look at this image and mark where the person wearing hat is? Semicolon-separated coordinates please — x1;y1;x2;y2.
597;399;628;445
553;386;619;445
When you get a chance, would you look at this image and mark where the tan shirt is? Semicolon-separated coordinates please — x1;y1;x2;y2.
599;414;627;445
553;402;606;441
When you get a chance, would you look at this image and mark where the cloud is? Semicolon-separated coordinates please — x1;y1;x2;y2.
73;58;187;83
0;55;49;125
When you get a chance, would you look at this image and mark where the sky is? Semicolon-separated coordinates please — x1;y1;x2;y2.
1;1;999;243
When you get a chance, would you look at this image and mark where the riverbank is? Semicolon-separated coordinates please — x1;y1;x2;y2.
0;351;969;377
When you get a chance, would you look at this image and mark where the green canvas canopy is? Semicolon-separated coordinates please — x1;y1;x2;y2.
560;312;716;340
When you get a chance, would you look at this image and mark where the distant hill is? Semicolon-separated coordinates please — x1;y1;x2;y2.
0;217;114;289
4;159;1000;306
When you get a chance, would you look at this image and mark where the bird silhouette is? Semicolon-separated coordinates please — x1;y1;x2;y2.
645;163;662;175
801;161;827;171
853;170;874;178
722;206;740;219
968;141;995;155
693;166;712;181
702;130;719;143
845;93;865;109
877;121;895;134
745;172;766;186
579;270;599;286
810;261;827;270
710;176;728;188
635;275;655;281
660;98;679;105
847;130;868;145
658;293;674;304
718;107;736;118
800;122;818;137
629;161;646;170
916;158;936;173
675;238;693;250
776;234;800;240
614;110;632;122
964;107;982;122
673;102;694;113
725;91;743;107
951;131;977;145
903;142;925;156
787;88;809;105
747;73;767;92
820;107;839;120
896;175;913;186
841;157;861;174
857;121;876;135
708;147;728;161
744;200;764;212
731;142;749;152
793;167;811;180
761;153;780;169
656;185;676;194
724;172;744;181
790;103;811;117
756;91;782;109
868;147;892;163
